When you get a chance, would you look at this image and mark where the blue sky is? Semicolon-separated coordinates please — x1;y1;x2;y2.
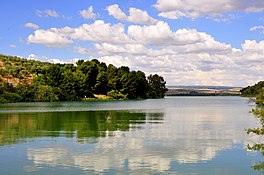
1;0;264;86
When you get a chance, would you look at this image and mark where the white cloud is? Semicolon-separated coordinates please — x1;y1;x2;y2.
107;4;158;25
47;10;59;17
96;39;264;86
80;6;97;20
250;25;264;34
154;0;264;20
128;21;174;46
70;20;131;44
27;54;78;64
24;23;39;30
106;4;127;21
74;46;93;55
95;43;170;57
10;44;17;48
27;54;48;61
241;40;264;53
211;14;241;23
127;8;158;25
26;20;264;86
28;20;131;47
36;9;60;18
127;21;232;53
27;28;73;47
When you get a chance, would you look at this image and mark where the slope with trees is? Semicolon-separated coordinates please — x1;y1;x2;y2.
241;81;264;172
0;54;167;103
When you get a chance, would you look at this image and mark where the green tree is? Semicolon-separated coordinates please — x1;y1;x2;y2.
241;81;264;97
34;85;59;102
245;82;264;173
147;74;167;98
135;71;148;99
45;64;63;87
72;70;93;98
77;60;99;91
16;84;35;102
59;69;79;101
106;64;119;91
94;71;108;94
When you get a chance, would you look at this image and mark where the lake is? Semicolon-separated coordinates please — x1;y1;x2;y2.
0;96;263;175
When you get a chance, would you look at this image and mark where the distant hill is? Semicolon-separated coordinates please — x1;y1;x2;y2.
0;54;50;85
166;86;241;96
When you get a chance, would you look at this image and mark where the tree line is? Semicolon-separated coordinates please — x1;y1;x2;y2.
241;81;264;172
0;55;167;103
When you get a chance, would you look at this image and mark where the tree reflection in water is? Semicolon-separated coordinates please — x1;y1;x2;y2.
0;111;164;146
247;108;264;173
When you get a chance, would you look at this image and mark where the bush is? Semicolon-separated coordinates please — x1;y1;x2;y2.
256;89;264;106
107;90;127;99
3;93;23;103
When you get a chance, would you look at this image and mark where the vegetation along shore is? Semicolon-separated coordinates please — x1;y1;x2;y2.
241;81;264;171
0;54;167;103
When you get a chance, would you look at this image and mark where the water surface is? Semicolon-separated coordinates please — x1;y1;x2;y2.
0;97;262;174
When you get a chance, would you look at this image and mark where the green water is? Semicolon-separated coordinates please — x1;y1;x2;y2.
0;97;262;174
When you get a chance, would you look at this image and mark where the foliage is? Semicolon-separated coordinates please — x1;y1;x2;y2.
34;85;59;102
245;81;264;172
256;89;264;106
252;162;264;172
241;81;264;97
147;74;168;98
0;54;167;102
107;90;127;100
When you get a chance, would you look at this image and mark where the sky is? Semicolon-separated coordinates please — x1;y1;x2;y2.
0;0;264;87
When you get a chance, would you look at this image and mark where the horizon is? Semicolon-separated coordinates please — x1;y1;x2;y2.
1;0;264;87
166;85;243;88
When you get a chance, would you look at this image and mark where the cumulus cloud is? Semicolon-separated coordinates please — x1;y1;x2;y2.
242;40;264;53
27;20;131;47
69;20;131;44
36;9;60;18
127;21;228;48
154;0;264;20
107;4;158;25
95;43;171;57
98;39;264;86
106;4;127;20
80;6;97;20
26;20;264;86
27;28;72;47
24;23;39;30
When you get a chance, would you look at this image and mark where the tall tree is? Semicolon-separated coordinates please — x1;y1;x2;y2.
94;71;108;94
147;74;167;98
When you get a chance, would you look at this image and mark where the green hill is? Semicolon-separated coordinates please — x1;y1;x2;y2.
0;54;50;85
0;54;167;103
240;81;264;97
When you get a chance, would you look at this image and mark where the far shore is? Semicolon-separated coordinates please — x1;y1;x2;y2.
166;86;241;96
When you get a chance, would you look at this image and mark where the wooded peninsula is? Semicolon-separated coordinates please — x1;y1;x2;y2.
240;81;264;171
0;54;167;103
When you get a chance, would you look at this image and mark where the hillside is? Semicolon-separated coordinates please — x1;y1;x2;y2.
240;81;264;97
0;54;50;85
0;54;167;103
240;81;264;105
